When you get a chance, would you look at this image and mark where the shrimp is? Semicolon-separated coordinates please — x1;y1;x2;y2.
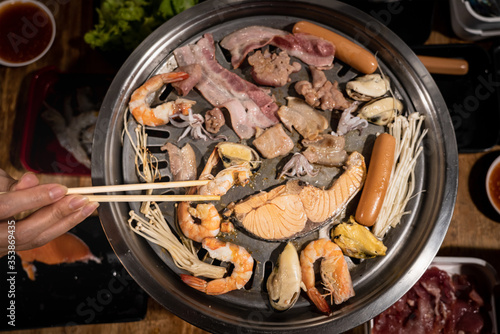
180;237;254;295
177;202;221;243
176;148;222;243
129;72;195;126
198;163;251;196
300;238;354;314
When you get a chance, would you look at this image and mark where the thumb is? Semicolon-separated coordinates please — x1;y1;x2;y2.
11;173;40;191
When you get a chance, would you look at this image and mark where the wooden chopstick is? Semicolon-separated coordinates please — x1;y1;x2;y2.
0;180;216;202
85;194;219;202
67;180;210;195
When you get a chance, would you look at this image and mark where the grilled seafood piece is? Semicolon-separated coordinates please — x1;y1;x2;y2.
346;74;390;101
216;142;260;170
233;183;307;240
358;97;403;126
278;152;318;179
277;97;328;141
198;163;252;196
334;101;367;136
300;238;355;314
332;216;387;259
195;145;254;197
17;233;100;280
299;151;366;223
177;202;221;243
232;152;366;240
267;242;302;311
180;237;254;295
129;72;195;126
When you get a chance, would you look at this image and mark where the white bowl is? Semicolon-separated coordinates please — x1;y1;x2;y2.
0;0;56;67
486;154;500;215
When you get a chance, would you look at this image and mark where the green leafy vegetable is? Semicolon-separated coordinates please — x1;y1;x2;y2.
84;0;199;52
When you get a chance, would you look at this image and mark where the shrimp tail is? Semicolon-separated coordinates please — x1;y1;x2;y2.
180;274;208;293
307;287;331;315
162;71;189;83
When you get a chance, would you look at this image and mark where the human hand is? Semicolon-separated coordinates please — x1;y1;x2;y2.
0;169;99;257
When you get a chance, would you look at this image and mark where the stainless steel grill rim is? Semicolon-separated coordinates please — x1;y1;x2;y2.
92;1;458;333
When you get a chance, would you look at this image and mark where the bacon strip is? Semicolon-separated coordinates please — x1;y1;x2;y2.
271;33;335;67
220;26;335;69
172;64;202;96
174;33;279;139
220;25;288;69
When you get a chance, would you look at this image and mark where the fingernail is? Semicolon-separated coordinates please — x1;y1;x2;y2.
69;196;89;211
81;202;99;217
49;185;68;200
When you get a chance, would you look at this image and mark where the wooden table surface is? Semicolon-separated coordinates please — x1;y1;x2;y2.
1;1;500;333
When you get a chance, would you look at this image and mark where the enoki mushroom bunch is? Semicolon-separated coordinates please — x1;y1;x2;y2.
372;112;427;238
129;203;226;279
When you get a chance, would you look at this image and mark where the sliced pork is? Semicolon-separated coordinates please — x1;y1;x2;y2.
220;25;335;69
277;97;328;141
219;25;288;69
295;66;350;111
174;33;279;139
172;64;202;96
247;50;301;87
271;33;335;68
161;142;197;181
205;107;225;133
253;123;294;159
302;134;347;167
373;266;490;334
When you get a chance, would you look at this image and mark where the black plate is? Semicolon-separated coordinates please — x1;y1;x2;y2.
413;44;500;153
339;0;436;46
0;216;148;330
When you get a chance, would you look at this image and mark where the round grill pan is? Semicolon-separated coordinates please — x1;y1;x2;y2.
92;1;458;333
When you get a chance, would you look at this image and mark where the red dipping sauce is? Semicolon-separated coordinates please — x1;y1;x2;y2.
488;160;500;213
0;0;55;66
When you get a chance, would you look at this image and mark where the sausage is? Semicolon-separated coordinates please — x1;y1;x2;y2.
292;21;378;74
355;133;396;226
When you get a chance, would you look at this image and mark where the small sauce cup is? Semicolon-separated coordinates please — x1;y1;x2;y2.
0;0;56;67
486;155;500;215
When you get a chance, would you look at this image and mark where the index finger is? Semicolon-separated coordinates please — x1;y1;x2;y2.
0;184;67;219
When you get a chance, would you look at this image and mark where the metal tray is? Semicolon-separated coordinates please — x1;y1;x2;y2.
366;256;499;333
92;1;458;333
